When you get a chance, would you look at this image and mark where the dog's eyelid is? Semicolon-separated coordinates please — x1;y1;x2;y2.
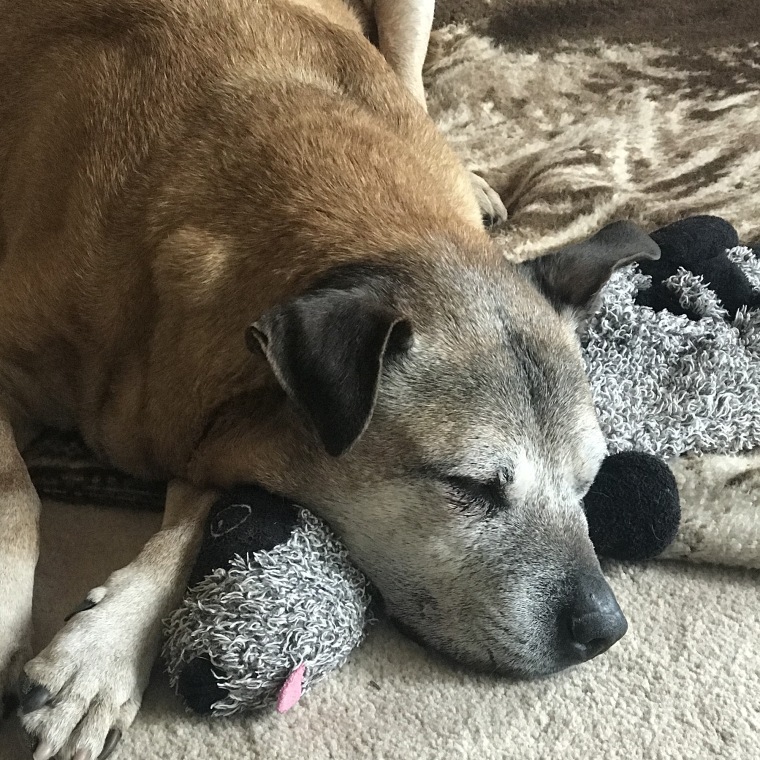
438;473;510;516
415;460;514;504
418;465;511;489
446;473;487;490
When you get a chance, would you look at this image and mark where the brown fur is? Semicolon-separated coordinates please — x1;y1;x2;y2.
0;0;484;482
0;3;496;751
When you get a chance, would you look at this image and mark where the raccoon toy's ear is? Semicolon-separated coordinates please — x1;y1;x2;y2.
523;221;661;322
584;452;680;561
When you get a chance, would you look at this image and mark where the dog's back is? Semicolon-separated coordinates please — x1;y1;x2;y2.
0;0;483;473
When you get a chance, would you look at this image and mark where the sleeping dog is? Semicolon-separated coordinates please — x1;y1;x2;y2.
0;0;659;757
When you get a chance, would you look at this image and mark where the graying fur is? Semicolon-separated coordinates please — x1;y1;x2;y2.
165;241;760;712
211;249;613;677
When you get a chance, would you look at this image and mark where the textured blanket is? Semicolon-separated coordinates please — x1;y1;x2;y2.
423;1;760;571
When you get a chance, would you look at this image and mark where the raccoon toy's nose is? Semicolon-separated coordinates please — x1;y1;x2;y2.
562;573;628;662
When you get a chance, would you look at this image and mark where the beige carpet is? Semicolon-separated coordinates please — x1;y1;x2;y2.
1;497;759;759
3;1;760;757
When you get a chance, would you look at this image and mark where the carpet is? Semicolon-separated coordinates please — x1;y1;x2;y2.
2;0;760;758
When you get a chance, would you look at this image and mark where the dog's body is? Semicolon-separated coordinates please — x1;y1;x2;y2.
0;0;659;757
0;0;480;475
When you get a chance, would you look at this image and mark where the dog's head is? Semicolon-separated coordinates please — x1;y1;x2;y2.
247;221;659;675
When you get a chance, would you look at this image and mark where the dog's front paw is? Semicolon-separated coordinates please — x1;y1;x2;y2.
470;172;508;228
19;575;160;760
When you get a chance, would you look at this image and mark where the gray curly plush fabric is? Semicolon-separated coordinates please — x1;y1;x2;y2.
163;509;372;716
584;245;760;459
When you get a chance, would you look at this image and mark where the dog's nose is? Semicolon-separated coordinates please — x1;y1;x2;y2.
562;573;628;662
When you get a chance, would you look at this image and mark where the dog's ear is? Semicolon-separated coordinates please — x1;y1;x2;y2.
247;285;411;457
522;221;660;322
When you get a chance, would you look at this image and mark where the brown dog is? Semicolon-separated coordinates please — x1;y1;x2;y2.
0;0;659;757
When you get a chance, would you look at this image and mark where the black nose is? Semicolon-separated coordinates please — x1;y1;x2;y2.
562;573;628;662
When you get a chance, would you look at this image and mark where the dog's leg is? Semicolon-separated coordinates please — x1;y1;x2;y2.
372;0;508;226
19;481;214;760
373;0;435;108
0;412;41;718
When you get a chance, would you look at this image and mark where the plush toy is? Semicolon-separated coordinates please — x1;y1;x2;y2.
584;451;679;560
162;450;680;717
162;486;373;716
583;214;760;460
635;215;759;319
162;213;760;718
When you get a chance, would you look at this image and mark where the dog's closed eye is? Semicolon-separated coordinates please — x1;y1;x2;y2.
415;463;513;517
442;474;510;518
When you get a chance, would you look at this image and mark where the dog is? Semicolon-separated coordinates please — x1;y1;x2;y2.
0;0;661;757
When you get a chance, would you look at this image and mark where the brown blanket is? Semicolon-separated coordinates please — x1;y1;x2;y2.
429;0;760;257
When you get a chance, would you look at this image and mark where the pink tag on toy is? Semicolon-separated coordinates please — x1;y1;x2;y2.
276;664;306;713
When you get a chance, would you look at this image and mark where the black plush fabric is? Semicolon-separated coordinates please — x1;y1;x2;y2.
176;656;228;714
636;215;760;319
584;452;681;561
188;485;299;587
